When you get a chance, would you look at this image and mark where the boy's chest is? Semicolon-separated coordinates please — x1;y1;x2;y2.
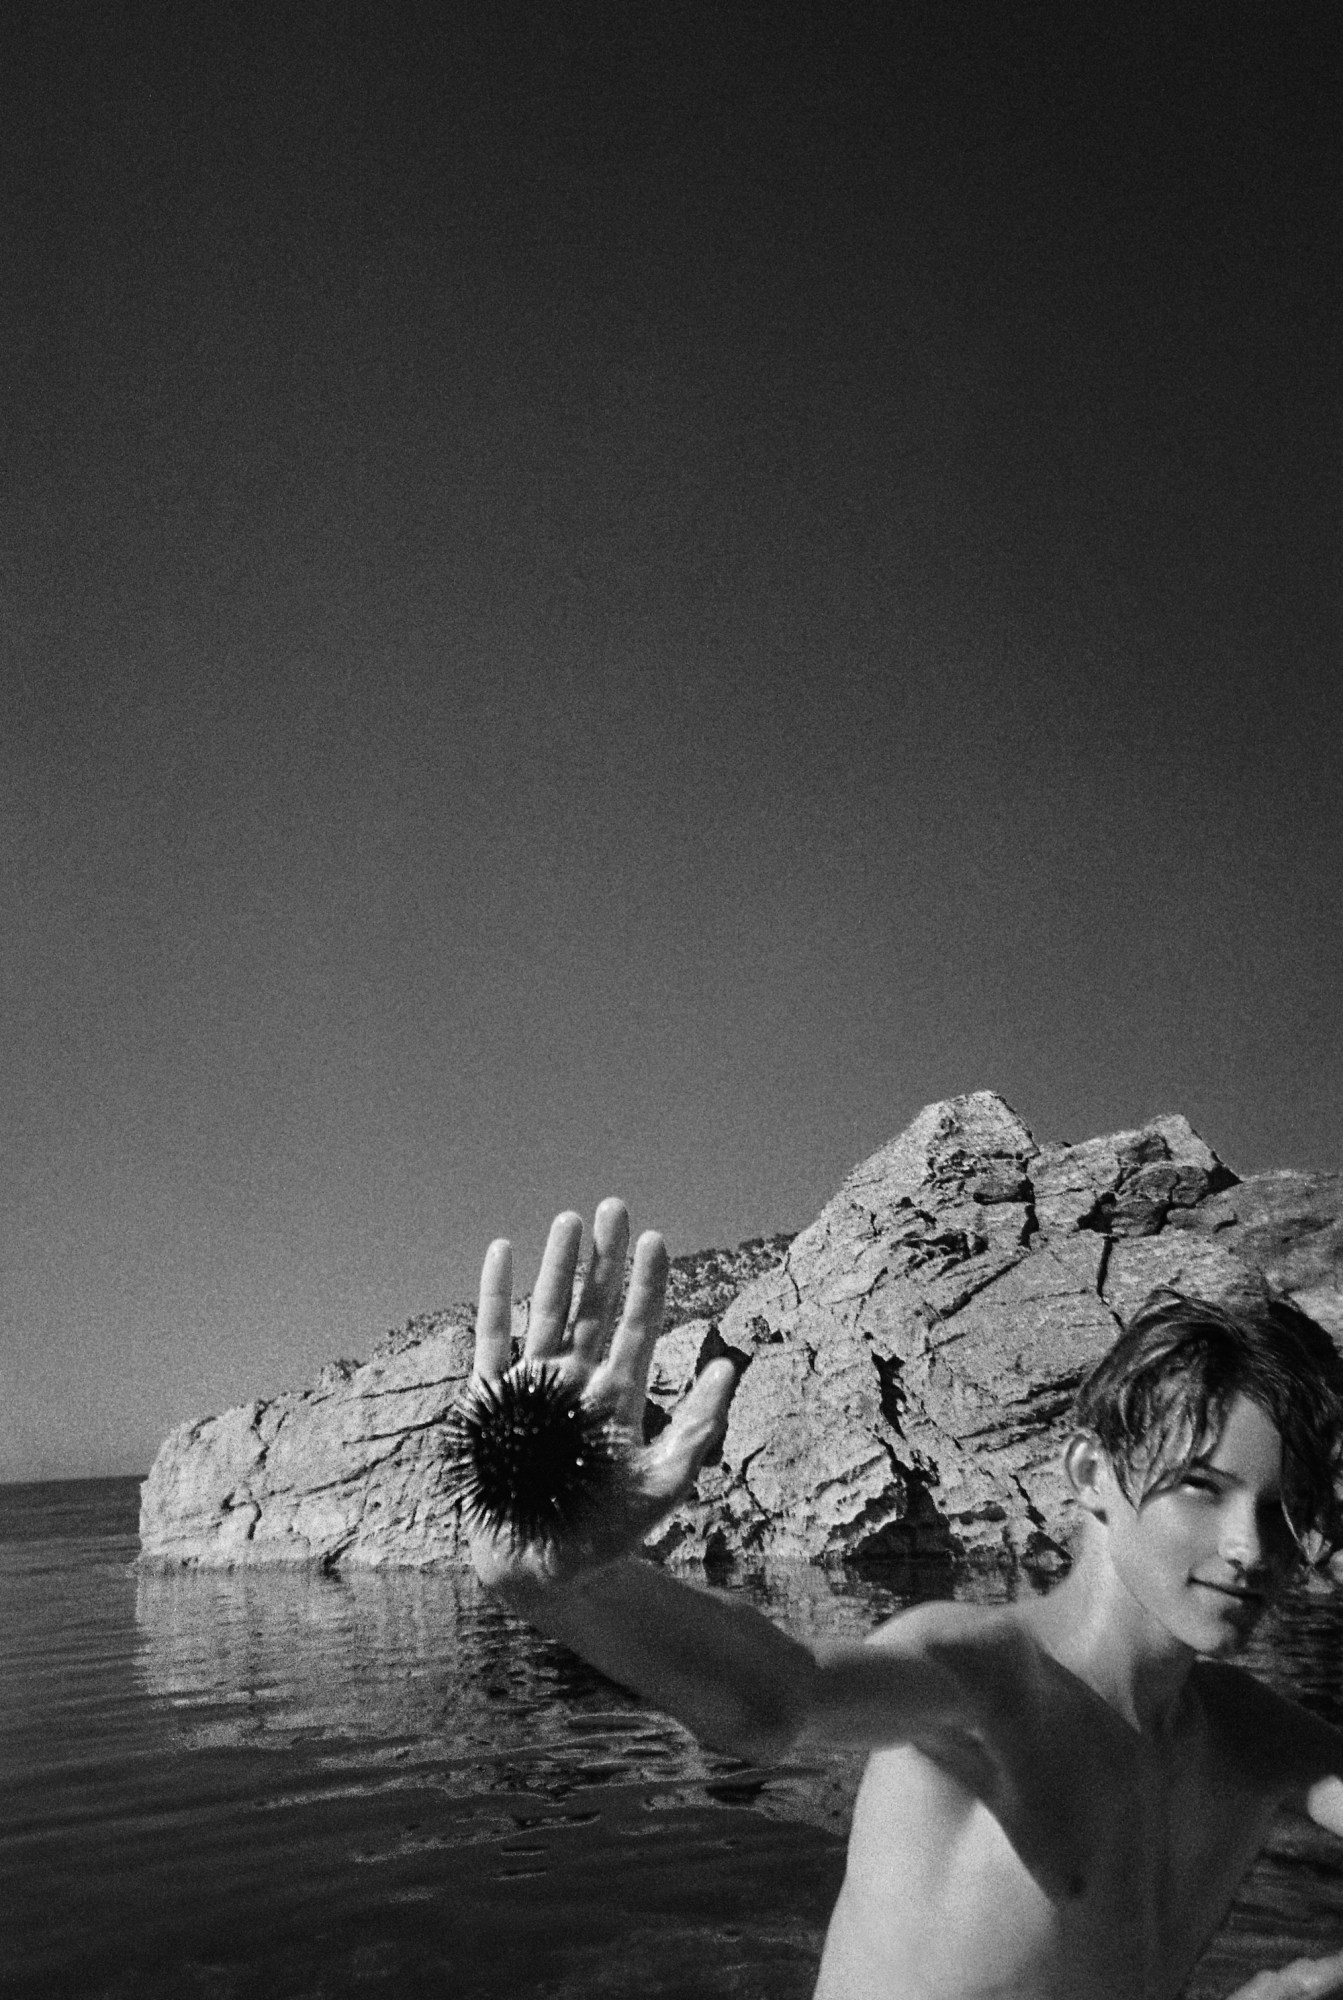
1125;1739;1283;1976
1007;1694;1279;1903
844;1727;1284;1998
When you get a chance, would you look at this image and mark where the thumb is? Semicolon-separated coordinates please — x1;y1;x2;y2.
642;1359;740;1502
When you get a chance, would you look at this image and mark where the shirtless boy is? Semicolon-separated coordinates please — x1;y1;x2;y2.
467;1197;1343;2000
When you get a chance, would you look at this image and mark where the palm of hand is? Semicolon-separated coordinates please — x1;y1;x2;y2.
465;1199;738;1593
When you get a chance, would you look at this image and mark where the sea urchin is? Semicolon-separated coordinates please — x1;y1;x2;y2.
445;1362;629;1547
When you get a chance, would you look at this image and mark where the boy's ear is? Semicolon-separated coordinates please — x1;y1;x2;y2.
1064;1431;1113;1521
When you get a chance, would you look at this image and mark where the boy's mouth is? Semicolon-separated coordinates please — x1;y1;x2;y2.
1191;1578;1265;1606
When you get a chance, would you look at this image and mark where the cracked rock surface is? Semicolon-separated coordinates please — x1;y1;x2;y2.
137;1242;793;1570
139;1093;1343;1571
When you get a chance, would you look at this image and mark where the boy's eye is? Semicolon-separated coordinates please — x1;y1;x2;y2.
1179;1474;1218;1494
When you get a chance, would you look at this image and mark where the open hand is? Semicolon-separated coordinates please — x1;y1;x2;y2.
1227;1951;1343;1999
466;1198;739;1593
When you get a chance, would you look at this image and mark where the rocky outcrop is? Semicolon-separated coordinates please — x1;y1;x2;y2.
139;1094;1343;1571
137;1238;795;1570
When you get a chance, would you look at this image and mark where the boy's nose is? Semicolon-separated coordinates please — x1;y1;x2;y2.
1218;1501;1266;1572
1218;1499;1291;1576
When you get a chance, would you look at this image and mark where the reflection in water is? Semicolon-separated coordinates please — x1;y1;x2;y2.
6;1510;867;1997
5;1481;1343;1999
131;1559;897;1839
134;1564;506;1747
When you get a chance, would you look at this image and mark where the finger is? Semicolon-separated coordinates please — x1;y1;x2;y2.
570;1197;631;1364
1230;1960;1343;2000
474;1238;514;1382
1294;1951;1343;1997
641;1358;740;1505
602;1229;669;1416
523;1211;584;1359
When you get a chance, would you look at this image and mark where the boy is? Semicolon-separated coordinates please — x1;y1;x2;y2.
467;1198;1343;2000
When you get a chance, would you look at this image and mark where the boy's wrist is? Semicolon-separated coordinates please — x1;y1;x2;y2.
491;1550;637;1616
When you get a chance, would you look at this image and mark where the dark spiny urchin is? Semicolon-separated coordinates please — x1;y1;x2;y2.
445;1362;629;1546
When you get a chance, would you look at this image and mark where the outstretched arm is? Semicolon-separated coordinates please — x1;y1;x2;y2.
465;1200;972;1761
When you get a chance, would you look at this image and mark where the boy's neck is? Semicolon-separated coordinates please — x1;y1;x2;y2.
1023;1532;1197;1739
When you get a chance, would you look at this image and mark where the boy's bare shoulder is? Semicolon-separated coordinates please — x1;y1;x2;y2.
863;1596;1043;1700
865;1596;1017;1646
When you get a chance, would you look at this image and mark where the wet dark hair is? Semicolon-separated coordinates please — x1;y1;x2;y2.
1073;1288;1343;1563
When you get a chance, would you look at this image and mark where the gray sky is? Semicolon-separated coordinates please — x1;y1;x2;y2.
4;3;1341;1482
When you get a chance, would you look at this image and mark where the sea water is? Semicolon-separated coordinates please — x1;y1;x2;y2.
3;1480;1341;1998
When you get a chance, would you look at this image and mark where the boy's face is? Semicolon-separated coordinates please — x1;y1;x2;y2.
1098;1392;1300;1656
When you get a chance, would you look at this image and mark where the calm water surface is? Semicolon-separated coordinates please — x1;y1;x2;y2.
3;1480;1342;1998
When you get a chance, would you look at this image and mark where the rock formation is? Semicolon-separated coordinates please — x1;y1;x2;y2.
139;1093;1343;1571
